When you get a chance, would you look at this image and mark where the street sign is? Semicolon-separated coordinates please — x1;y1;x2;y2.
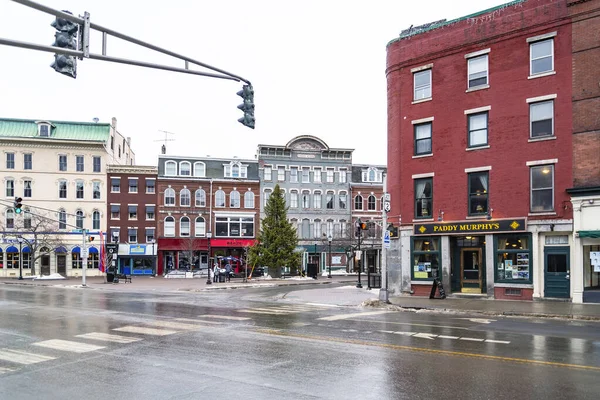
81;248;89;258
384;230;390;249
383;201;391;212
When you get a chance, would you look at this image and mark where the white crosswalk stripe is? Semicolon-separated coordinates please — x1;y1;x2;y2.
33;339;105;353
197;315;249;321
143;320;203;330
484;339;511;344
318;311;393;321
237;304;333;316
175;318;224;324
113;326;177;336
75;332;143;344
0;367;15;374
0;348;56;365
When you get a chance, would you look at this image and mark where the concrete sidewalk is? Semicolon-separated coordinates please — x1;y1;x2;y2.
2;275;600;320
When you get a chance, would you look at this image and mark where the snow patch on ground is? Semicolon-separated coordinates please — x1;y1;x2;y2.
33;273;66;280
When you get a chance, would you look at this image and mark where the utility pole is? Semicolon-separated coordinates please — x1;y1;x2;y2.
380;173;390;303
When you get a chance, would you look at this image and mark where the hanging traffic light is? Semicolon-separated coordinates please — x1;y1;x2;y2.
360;221;369;230
237;84;255;129
51;11;79;78
88;236;95;243
14;197;23;214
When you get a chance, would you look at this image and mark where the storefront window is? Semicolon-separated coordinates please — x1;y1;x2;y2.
495;234;532;283
72;252;82;269
215;217;254;237
411;237;440;280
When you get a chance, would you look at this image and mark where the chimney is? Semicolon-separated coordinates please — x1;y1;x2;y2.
161;144;166;154
111;117;117;129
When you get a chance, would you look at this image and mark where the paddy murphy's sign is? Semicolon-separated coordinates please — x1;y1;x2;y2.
414;219;527;235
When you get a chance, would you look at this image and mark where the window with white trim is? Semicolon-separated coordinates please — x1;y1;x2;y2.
530;165;554;212
179;162;191;176
301;167;310;183
180;217;190;237
195;189;206;207
326;191;334;209
290;190;298;208
354;195;363;210
264;166;272;181
195;217;206;236
467;54;488;89
165;161;177;176
313;191;321;209
164;216;175;236
414;69;431;100
193;162;205;177
215;190;225;207
180;188;191;206
415;122;432;155
313;168;322;183
244;191;254;208
230;190;240;208
290;167;298;183
302;190;310;209
164;188;175;206
530;39;554;76
326;169;334;183
530;100;554;138
277;166;285;182
338;169;347;183
468;112;488;147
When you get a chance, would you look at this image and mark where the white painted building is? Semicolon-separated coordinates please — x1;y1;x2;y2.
0;117;134;278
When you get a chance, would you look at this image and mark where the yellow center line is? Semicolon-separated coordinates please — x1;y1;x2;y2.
254;329;600;372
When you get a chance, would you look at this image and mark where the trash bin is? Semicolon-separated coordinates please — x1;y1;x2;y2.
219;274;225;282
368;274;381;288
306;263;318;279
106;267;115;283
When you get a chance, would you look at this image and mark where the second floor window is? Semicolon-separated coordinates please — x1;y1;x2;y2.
92;211;100;230
290;191;298;208
302;168;310;183
415;178;433;218
530;100;554;138
326;192;334;209
354;195;363;210
339;192;347;209
368;195;376;211
195;189;206;207
414;122;432;155
180;189;191;206
6;179;14;197
326;169;334;183
164;217;175;236
164;188;175;206
468;172;489;216
531;165;554;212
264;166;272;181
414;69;431;100
215;190;225;207
244;191;254;208
111;178;120;192
290;167;298;183
93;182;101;199
302;191;310;209
146;205;155;220
277;167;285;181
59;180;67;198
76;181;84;199
58;209;67;229
313;191;321;209
76;210;84;229
230;191;240;208
146;179;155;194
23;180;32;198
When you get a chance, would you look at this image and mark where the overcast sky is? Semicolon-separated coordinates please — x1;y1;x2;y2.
0;0;506;166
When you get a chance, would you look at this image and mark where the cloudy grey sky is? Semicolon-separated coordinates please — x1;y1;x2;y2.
0;0;505;166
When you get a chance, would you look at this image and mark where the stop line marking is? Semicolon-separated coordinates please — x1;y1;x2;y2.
379;330;510;344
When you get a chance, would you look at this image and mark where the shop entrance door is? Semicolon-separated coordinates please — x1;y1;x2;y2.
461;248;482;293
40;255;50;275
56;255;66;276
544;247;570;298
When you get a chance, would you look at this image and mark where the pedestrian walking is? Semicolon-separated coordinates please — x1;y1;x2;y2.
213;263;219;282
225;263;232;282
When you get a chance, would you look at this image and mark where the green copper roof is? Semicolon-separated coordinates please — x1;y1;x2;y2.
0;118;110;142
388;0;526;46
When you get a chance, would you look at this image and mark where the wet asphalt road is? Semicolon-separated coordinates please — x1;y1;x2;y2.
1;284;599;400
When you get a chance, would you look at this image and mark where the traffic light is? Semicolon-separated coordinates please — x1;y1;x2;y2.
51;11;79;78
387;223;398;238
88;236;95;243
13;197;23;214
237;84;255;129
360;221;369;230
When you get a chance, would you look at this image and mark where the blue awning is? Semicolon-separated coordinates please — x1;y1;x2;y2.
72;247;80;253
88;247;98;253
6;246;18;253
55;246;67;253
22;247;30;253
0;247;2;253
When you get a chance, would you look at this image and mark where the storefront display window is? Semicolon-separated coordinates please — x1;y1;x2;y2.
216;217;254;237
495;234;532;283
411;237;440;280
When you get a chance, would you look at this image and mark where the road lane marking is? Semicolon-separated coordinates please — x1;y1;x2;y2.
255;329;600;371
459;337;485;342
113;326;177;336
438;335;460;339
0;349;56;364
393;332;415;336
32;340;105;353
485;339;511;344
413;333;437;340
347;319;471;330
457;318;497;324
75;333;143;344
0;367;15;374
318;311;393;321
197;315;250;321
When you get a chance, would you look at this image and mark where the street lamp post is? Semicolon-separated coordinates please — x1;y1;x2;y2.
327;234;332;279
206;232;212;285
17;236;23;280
356;219;363;288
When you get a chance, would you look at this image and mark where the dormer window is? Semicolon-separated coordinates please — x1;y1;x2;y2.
224;161;247;178
362;167;383;183
36;121;53;137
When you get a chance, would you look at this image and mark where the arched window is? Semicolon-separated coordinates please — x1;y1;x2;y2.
164;188;175;206
195;217;206;237
230;190;240;208
314;219;322;238
302;190;310;209
354;195;363;210
290;190;298;208
180;216;190;236
164;216;175;236
326;191;335;209
195;189;206;207
193;162;205;177
92;211;100;230
232;163;240;177
244;191;254;208
165;161;177;176
179;161;191;176
215;190;225;207
76;210;84;229
58;209;67;229
180;188;191;206
368;195;376;211
6;209;14;229
369;169;376;182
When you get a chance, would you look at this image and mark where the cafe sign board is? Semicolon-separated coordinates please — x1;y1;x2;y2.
414;218;527;235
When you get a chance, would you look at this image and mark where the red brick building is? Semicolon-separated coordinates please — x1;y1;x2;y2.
386;0;579;300
106;165;158;275
156;156;260;276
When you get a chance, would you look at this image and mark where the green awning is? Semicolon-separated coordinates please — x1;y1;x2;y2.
578;230;600;239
